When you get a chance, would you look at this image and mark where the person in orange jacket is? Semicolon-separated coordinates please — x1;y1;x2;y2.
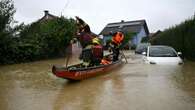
109;31;124;61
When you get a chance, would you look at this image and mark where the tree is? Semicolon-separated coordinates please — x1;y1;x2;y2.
0;0;78;65
120;32;136;49
0;0;16;64
150;16;195;60
19;17;77;60
0;0;15;32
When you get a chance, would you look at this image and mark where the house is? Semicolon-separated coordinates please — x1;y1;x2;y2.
149;30;161;38
100;20;150;48
38;10;58;22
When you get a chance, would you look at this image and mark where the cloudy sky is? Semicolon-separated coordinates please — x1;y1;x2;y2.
13;0;195;33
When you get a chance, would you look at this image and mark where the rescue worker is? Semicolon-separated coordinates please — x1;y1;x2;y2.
75;16;93;67
109;31;124;61
75;16;91;34
91;37;103;66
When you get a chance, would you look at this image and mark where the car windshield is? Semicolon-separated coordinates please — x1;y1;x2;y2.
149;46;177;57
135;43;150;52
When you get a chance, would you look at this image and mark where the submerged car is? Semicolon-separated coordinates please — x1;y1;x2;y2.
142;45;183;65
135;43;151;54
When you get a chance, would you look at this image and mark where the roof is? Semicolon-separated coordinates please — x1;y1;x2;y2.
149;30;161;37
100;20;149;36
38;10;58;22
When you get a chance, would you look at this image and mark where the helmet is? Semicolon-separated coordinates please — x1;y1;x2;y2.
109;31;113;35
92;38;100;44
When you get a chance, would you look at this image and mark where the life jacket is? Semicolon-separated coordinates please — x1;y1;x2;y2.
92;37;101;45
92;45;103;59
112;32;124;45
101;59;111;65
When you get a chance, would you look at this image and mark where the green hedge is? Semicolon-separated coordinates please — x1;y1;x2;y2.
150;16;195;60
19;17;77;58
0;0;77;64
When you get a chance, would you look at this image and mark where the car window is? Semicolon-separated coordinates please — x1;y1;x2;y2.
149;46;177;57
135;43;150;53
136;45;146;51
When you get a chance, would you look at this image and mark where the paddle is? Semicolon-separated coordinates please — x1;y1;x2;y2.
65;44;72;68
120;50;128;63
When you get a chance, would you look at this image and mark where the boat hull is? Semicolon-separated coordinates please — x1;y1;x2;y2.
52;60;122;80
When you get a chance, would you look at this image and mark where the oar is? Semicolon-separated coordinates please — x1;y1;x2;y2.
65;44;71;68
120;50;128;63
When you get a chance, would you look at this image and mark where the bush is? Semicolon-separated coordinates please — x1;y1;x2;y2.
150;16;195;60
0;0;16;64
0;0;77;64
18;17;77;62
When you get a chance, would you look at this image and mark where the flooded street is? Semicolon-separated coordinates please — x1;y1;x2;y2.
0;51;195;110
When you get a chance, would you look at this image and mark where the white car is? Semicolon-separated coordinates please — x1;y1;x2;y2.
142;45;183;65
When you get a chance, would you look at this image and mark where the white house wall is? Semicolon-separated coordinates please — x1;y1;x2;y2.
132;26;147;46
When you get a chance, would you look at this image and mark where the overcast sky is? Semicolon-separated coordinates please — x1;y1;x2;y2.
13;0;195;33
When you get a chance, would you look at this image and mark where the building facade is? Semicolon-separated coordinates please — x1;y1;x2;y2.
100;20;150;48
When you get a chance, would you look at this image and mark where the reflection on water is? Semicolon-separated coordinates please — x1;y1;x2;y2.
0;51;195;110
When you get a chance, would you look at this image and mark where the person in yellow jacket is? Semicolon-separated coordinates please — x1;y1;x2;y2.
91;37;103;66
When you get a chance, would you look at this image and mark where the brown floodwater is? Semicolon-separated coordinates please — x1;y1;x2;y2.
0;51;195;110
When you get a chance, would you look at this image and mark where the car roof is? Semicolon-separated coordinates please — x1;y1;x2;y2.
136;43;150;48
137;43;151;46
148;45;173;48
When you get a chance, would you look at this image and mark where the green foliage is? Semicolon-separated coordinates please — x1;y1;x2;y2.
120;32;136;49
0;0;15;32
0;0;77;64
150;16;195;60
141;36;149;43
18;17;77;61
0;0;16;64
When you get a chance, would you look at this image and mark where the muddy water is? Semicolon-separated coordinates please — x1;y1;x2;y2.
0;51;195;110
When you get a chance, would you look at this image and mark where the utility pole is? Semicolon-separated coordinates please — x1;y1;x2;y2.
60;0;69;16
194;11;195;18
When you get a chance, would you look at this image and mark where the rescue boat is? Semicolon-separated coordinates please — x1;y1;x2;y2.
52;55;123;80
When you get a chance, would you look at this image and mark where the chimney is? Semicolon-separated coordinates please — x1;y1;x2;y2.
44;10;49;16
121;20;125;22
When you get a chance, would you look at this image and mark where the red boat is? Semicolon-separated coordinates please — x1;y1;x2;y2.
52;58;123;80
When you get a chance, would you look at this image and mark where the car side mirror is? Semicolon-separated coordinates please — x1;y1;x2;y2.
177;52;182;55
177;52;183;59
142;52;146;56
